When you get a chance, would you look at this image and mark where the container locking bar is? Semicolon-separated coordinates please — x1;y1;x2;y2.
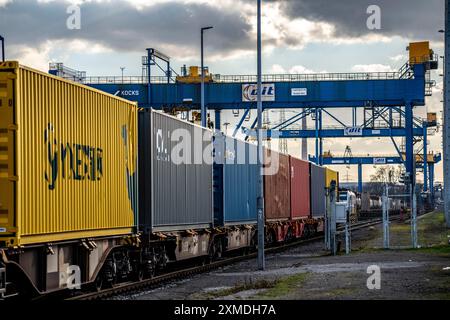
0;265;6;297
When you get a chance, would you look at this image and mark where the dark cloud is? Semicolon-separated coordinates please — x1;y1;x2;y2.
0;0;444;60
276;0;444;41
0;0;253;56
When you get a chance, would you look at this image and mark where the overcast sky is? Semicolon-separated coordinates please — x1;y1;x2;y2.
0;0;445;183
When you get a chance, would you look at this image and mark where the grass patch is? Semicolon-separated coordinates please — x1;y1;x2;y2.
417;212;450;246
255;273;309;299
195;279;277;299
387;212;450;247
197;273;310;300
324;288;356;298
409;245;450;255
429;292;450;300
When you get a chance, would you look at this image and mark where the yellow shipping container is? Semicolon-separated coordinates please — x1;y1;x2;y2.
0;61;138;247
325;167;339;198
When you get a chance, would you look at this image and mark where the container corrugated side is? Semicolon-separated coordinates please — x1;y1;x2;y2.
139;110;213;232
0;61;138;246
213;133;258;226
264;149;290;220
310;163;326;217
289;156;310;219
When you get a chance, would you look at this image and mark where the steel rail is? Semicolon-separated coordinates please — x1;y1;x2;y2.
65;217;393;301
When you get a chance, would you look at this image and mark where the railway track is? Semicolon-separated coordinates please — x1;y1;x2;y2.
64;217;391;301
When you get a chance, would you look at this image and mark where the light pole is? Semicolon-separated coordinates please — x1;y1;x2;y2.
223;122;230;135
120;67;125;83
256;0;265;270
201;26;213;128
440;4;450;227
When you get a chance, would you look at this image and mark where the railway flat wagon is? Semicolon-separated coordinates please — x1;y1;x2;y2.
0;61;138;297
213;133;258;252
138;109;214;262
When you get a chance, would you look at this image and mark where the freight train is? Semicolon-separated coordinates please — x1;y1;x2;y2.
0;62;338;299
357;192;404;220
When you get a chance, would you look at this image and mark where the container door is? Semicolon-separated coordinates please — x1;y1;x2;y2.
0;68;17;238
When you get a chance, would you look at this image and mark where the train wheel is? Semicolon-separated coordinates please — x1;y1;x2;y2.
266;230;275;245
148;267;156;279
285;228;293;242
204;246;215;265
94;276;103;292
303;226;310;238
135;269;144;282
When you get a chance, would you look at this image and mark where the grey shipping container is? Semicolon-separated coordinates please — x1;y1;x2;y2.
310;163;326;217
213;133;258;226
138;110;213;232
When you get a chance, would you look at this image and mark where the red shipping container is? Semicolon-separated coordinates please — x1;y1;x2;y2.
289;156;311;219
264;149;291;220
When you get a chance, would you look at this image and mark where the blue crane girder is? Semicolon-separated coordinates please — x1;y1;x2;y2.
310;155;441;167
311;153;441;194
86;64;427;110
77;59;432;194
243;127;425;139
311;156;403;166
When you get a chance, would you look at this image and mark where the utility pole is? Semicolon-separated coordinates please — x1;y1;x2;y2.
444;0;450;227
382;184;390;249
201;26;213;127
256;0;265;270
0;35;4;62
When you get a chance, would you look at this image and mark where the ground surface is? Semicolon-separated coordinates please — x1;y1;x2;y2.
113;212;450;300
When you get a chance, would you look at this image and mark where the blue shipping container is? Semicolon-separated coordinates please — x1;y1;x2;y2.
213;133;259;226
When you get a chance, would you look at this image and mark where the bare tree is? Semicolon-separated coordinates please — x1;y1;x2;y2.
370;165;403;184
369;165;403;195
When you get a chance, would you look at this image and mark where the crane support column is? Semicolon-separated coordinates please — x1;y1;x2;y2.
215;109;221;131
301;108;308;160
315;108;319;165
423;122;428;192
405;101;415;189
358;162;363;193
319;109;323;166
429;163;435;201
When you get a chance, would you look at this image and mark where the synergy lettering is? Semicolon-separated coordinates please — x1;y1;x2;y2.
45;123;103;190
